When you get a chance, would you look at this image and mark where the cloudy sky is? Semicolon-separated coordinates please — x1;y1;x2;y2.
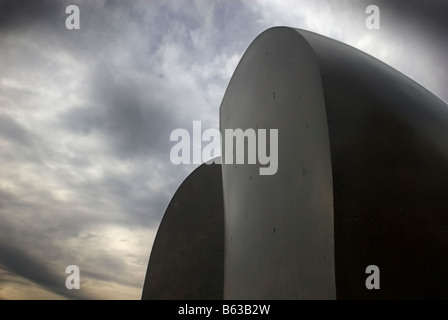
0;0;447;299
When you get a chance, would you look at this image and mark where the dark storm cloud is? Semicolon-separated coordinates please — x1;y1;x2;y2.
311;0;448;40
0;0;177;299
59;100;176;161
380;0;448;39
1;0;250;299
61;67;179;160
356;0;448;57
0;183;151;298
374;0;448;103
0;241;93;299
0;0;65;32
0;0;186;161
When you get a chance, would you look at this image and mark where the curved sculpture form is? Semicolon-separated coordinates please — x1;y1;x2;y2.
141;163;224;300
220;27;448;299
221;27;335;299
143;27;448;299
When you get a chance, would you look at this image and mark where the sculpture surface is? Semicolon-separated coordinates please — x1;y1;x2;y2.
143;27;448;299
141;163;224;300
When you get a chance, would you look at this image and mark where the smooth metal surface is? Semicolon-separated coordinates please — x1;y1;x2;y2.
141;163;224;300
220;27;335;299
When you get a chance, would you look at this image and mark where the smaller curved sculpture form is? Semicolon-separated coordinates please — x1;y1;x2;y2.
141;163;224;300
143;27;448;299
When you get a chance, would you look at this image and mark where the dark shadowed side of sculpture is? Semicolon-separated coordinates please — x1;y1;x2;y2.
141;163;224;300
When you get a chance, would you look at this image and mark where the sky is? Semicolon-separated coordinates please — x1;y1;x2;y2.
0;0;447;299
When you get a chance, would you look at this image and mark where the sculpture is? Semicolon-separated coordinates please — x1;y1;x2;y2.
143;27;448;299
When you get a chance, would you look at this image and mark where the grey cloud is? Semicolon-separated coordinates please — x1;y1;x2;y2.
378;0;448;102
0;118;48;167
0;188;148;298
0;187;26;212
0;0;66;32
0;113;35;148
85;70;178;160
380;0;448;39
0;241;94;299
